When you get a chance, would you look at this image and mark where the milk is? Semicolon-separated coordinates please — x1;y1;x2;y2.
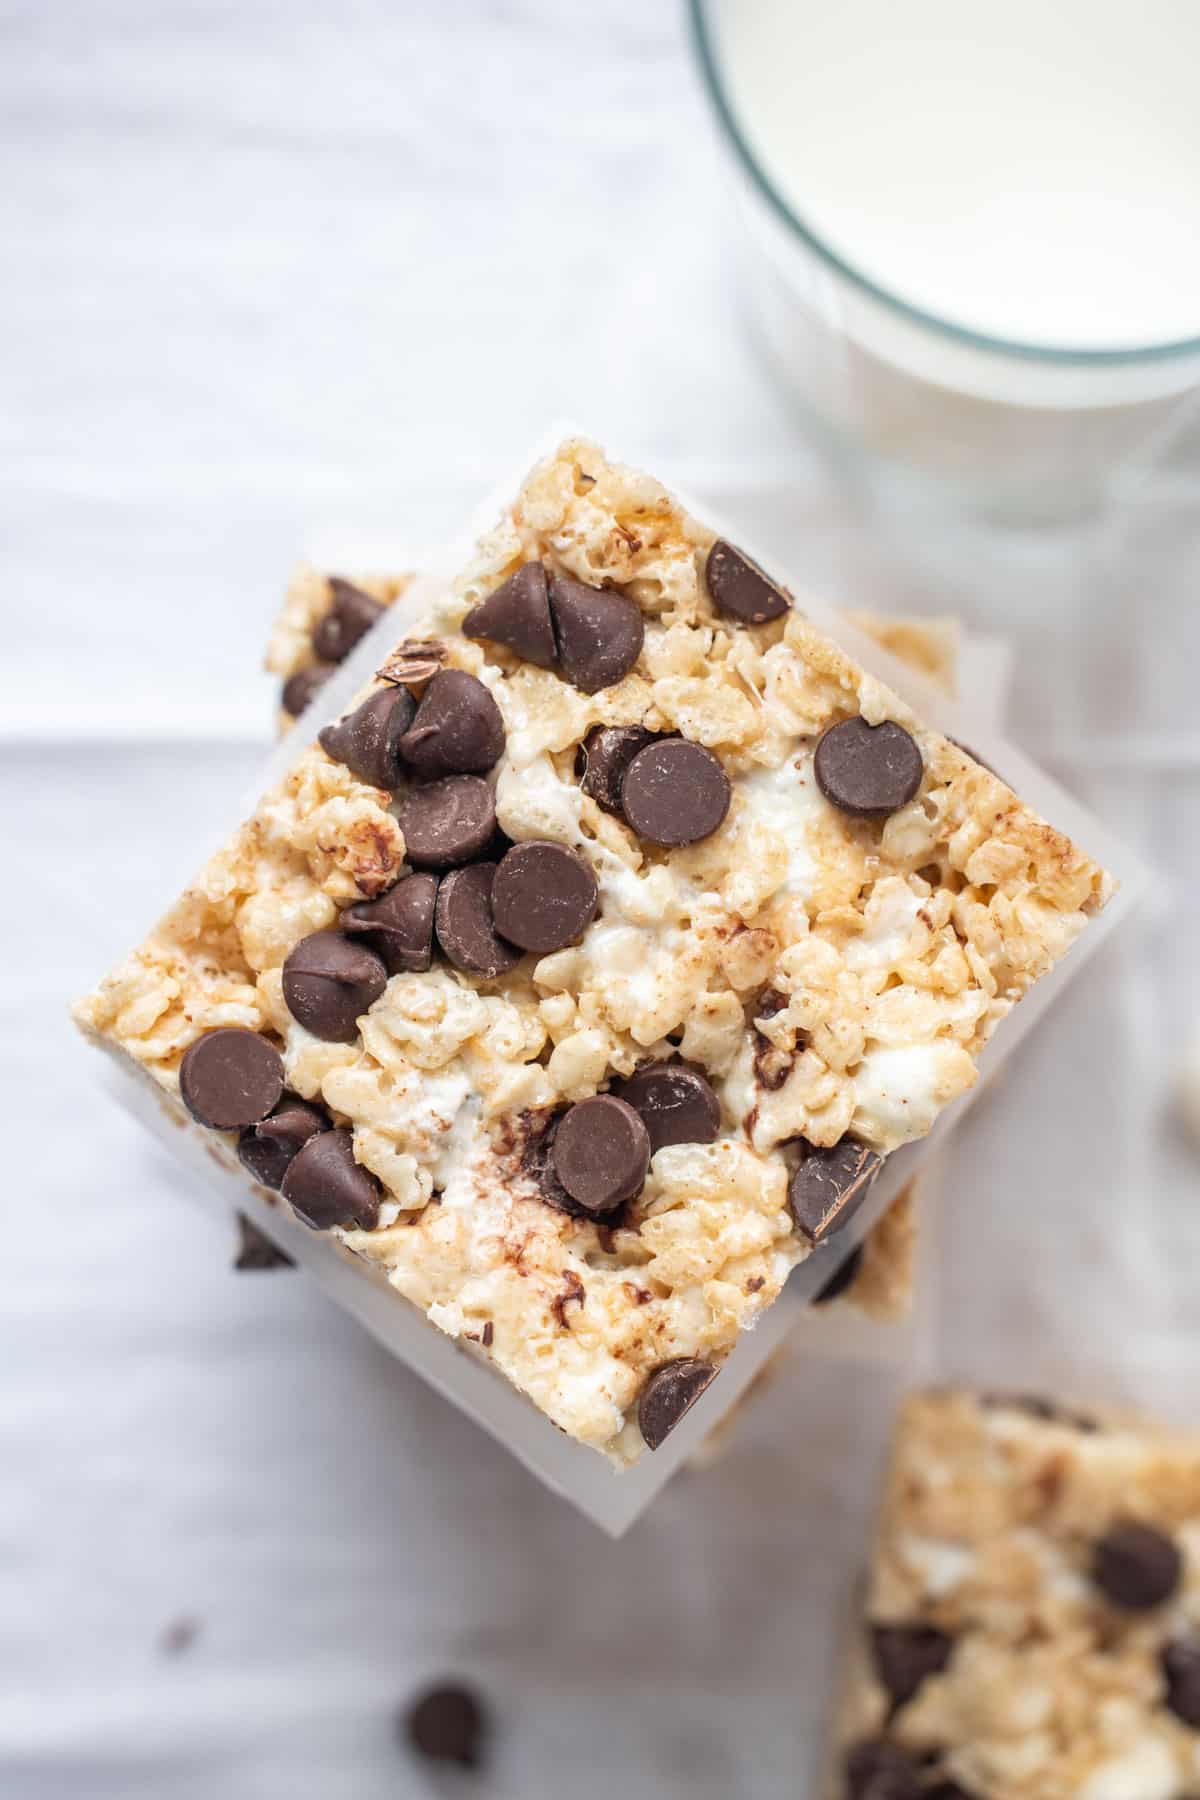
719;0;1200;353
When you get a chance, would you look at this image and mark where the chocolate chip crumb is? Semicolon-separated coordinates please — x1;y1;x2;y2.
403;1682;488;1769
233;1213;295;1271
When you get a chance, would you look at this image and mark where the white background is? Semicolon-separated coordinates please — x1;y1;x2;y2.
4;4;1200;1796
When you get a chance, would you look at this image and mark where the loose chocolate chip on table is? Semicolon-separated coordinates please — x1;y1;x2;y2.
342;873;439;974
403;1682;488;1769
577;723;659;813
434;863;522;978
705;539;790;625
614;1063;720;1154
638;1358;718;1450
397;668;505;777
281;663;334;718
462;562;557;668
179;1028;284;1131
620;738;731;846
815;716;924;820
548;573;644;694
281;1127;382;1231
1092;1521;1182;1610
233;1212;295;1271
399;774;496;870
788;1139;883;1243
312;577;384;662
491;840;598;953
844;1739;922;1800
871;1624;954;1709
318;686;415;789
237;1095;330;1190
1163;1637;1200;1728
551;1094;651;1215
281;930;388;1043
812;1241;864;1306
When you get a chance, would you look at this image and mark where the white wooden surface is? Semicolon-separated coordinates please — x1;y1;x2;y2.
5;4;1200;1796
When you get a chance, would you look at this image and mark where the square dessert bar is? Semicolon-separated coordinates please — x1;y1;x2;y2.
263;564;959;1322
75;439;1112;1466
830;1390;1200;1800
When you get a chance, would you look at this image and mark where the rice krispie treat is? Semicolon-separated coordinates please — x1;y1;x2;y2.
75;439;1112;1466
262;571;956;1321
831;1390;1200;1799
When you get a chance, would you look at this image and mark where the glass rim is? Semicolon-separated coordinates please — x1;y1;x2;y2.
687;0;1200;370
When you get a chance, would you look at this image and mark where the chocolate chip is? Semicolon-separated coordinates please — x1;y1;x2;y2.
637;1358;717;1450
577;724;660;814
844;1739;922;1800
434;863;522;978
281;930;388;1043
399;774;496;870
397;668;505;778
788;1139;882;1243
1092;1522;1182;1610
620;738;731;846
377;637;447;689
548;574;644;694
1163;1636;1200;1727
233;1213;295;1270
812;1242;864;1305
462;563;557;668
237;1095;330;1190
281;1126;382;1231
871;1625;954;1709
281;664;334;717
814;717;924;819
491;840;598;953
312;577;384;662
318;686;415;789
179;1029;284;1131
705;539;790;625
551;1095;650;1215
924;1783;978;1800
342;873;439;974
404;1682;487;1769
614;1063;720;1154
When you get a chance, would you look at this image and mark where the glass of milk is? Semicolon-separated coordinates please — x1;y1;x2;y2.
691;0;1200;517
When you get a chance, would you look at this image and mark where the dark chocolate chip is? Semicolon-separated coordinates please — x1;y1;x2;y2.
577;724;660;813
282;664;334;718
179;1029;284;1131
871;1624;954;1709
637;1358;717;1450
342;873;439;974
233;1212;295;1271
281;1127;382;1231
237;1095;330;1190
812;1242;864;1305
462;563;557;669
404;1682;487;1769
788;1139;883;1243
318;686;415;789
551;1095;650;1215
399;775;496;870
397;668;505;778
814;716;924;819
705;539;790;625
924;1781;978;1800
614;1063;720;1154
1163;1636;1200;1727
312;577;385;663
844;1739;922;1800
620;738;731;846
1092;1522;1182;1610
491;840;598;953
281;930;388;1043
434;863;522;978
548;574;644;694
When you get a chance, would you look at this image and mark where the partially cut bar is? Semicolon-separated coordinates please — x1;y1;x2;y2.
75;438;1112;1465
829;1389;1200;1798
